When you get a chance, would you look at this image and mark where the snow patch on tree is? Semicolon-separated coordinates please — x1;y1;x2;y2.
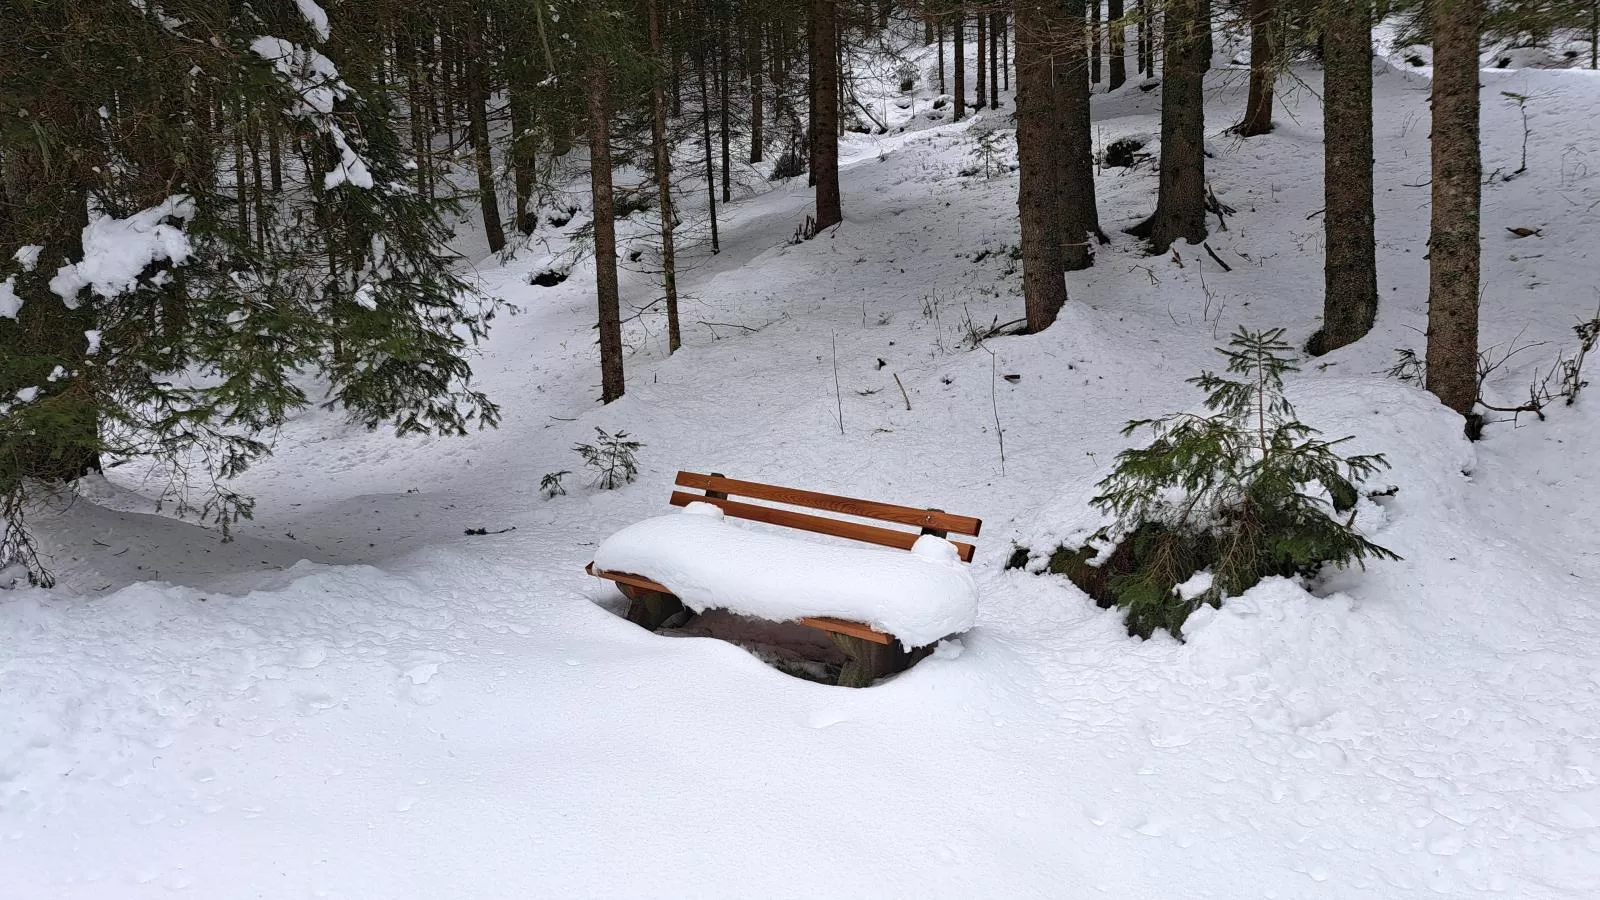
47;196;195;306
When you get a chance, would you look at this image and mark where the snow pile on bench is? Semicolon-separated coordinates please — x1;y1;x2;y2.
593;502;977;647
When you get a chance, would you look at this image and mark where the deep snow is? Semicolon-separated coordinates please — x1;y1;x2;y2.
5;33;1600;900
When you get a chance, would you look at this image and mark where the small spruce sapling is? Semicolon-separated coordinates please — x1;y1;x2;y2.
540;470;570;498
1086;328;1399;638
573;428;643;489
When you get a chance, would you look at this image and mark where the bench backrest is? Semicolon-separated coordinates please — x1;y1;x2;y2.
668;471;982;563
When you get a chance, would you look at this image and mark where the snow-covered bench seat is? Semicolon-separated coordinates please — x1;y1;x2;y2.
587;472;982;686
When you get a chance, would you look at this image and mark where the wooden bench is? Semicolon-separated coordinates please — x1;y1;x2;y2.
586;471;982;687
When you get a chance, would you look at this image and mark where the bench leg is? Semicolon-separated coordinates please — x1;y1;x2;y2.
619;584;685;630
829;633;913;687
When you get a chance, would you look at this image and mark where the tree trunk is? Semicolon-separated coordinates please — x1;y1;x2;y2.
810;0;843;229
648;0;682;353
1425;0;1482;418
1126;0;1208;253
1015;0;1069;332
1238;0;1277;136
1311;0;1377;355
954;7;967;120
976;13;988;109
938;20;947;92
587;64;625;404
1056;0;1102;271
1108;0;1127;89
464;9;505;253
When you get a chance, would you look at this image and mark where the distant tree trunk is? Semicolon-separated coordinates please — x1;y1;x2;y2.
1311;0;1377;355
954;7;967;120
1002;13;1010;90
1425;0;1482;419
749;20;765;164
1090;0;1103;84
719;33;732;203
464;10;504;253
976;13;988;109
926;13;936;44
810;0;843;228
648;0;682;353
1238;0;1277;136
509;86;538;234
1126;0;1208;253
588;64;625;404
1108;0;1127;89
1138;0;1152;75
698;43;721;252
1056;0;1102;271
938;20;947;92
990;11;1002;106
1016;0;1069;332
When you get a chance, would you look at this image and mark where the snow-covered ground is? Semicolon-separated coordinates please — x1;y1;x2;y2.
6;38;1600;899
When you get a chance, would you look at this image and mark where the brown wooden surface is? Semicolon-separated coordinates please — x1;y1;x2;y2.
674;471;981;536
587;563;895;645
667;492;977;563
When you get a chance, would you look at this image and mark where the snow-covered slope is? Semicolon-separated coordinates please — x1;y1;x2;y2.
5;44;1600;899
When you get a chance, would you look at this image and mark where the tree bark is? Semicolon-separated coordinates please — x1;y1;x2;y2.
647;0;682;353
1238;0;1277;136
1425;0;1482;418
1312;0;1377;355
1015;0;1069;332
810;0;843;229
1126;0;1208;253
1108;0;1127;89
1056;0;1102;271
587;64;625;404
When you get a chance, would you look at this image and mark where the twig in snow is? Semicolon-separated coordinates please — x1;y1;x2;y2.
832;331;845;436
984;346;1006;475
893;373;911;410
1202;242;1233;272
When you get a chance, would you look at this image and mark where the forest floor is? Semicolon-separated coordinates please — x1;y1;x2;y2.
6;37;1600;900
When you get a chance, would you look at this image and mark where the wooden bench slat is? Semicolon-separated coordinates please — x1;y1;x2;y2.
667;491;977;563
675;471;982;537
586;563;894;645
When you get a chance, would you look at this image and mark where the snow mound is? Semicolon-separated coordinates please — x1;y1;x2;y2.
593;502;977;647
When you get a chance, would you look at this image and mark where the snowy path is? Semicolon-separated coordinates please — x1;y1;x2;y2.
6;56;1600;899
